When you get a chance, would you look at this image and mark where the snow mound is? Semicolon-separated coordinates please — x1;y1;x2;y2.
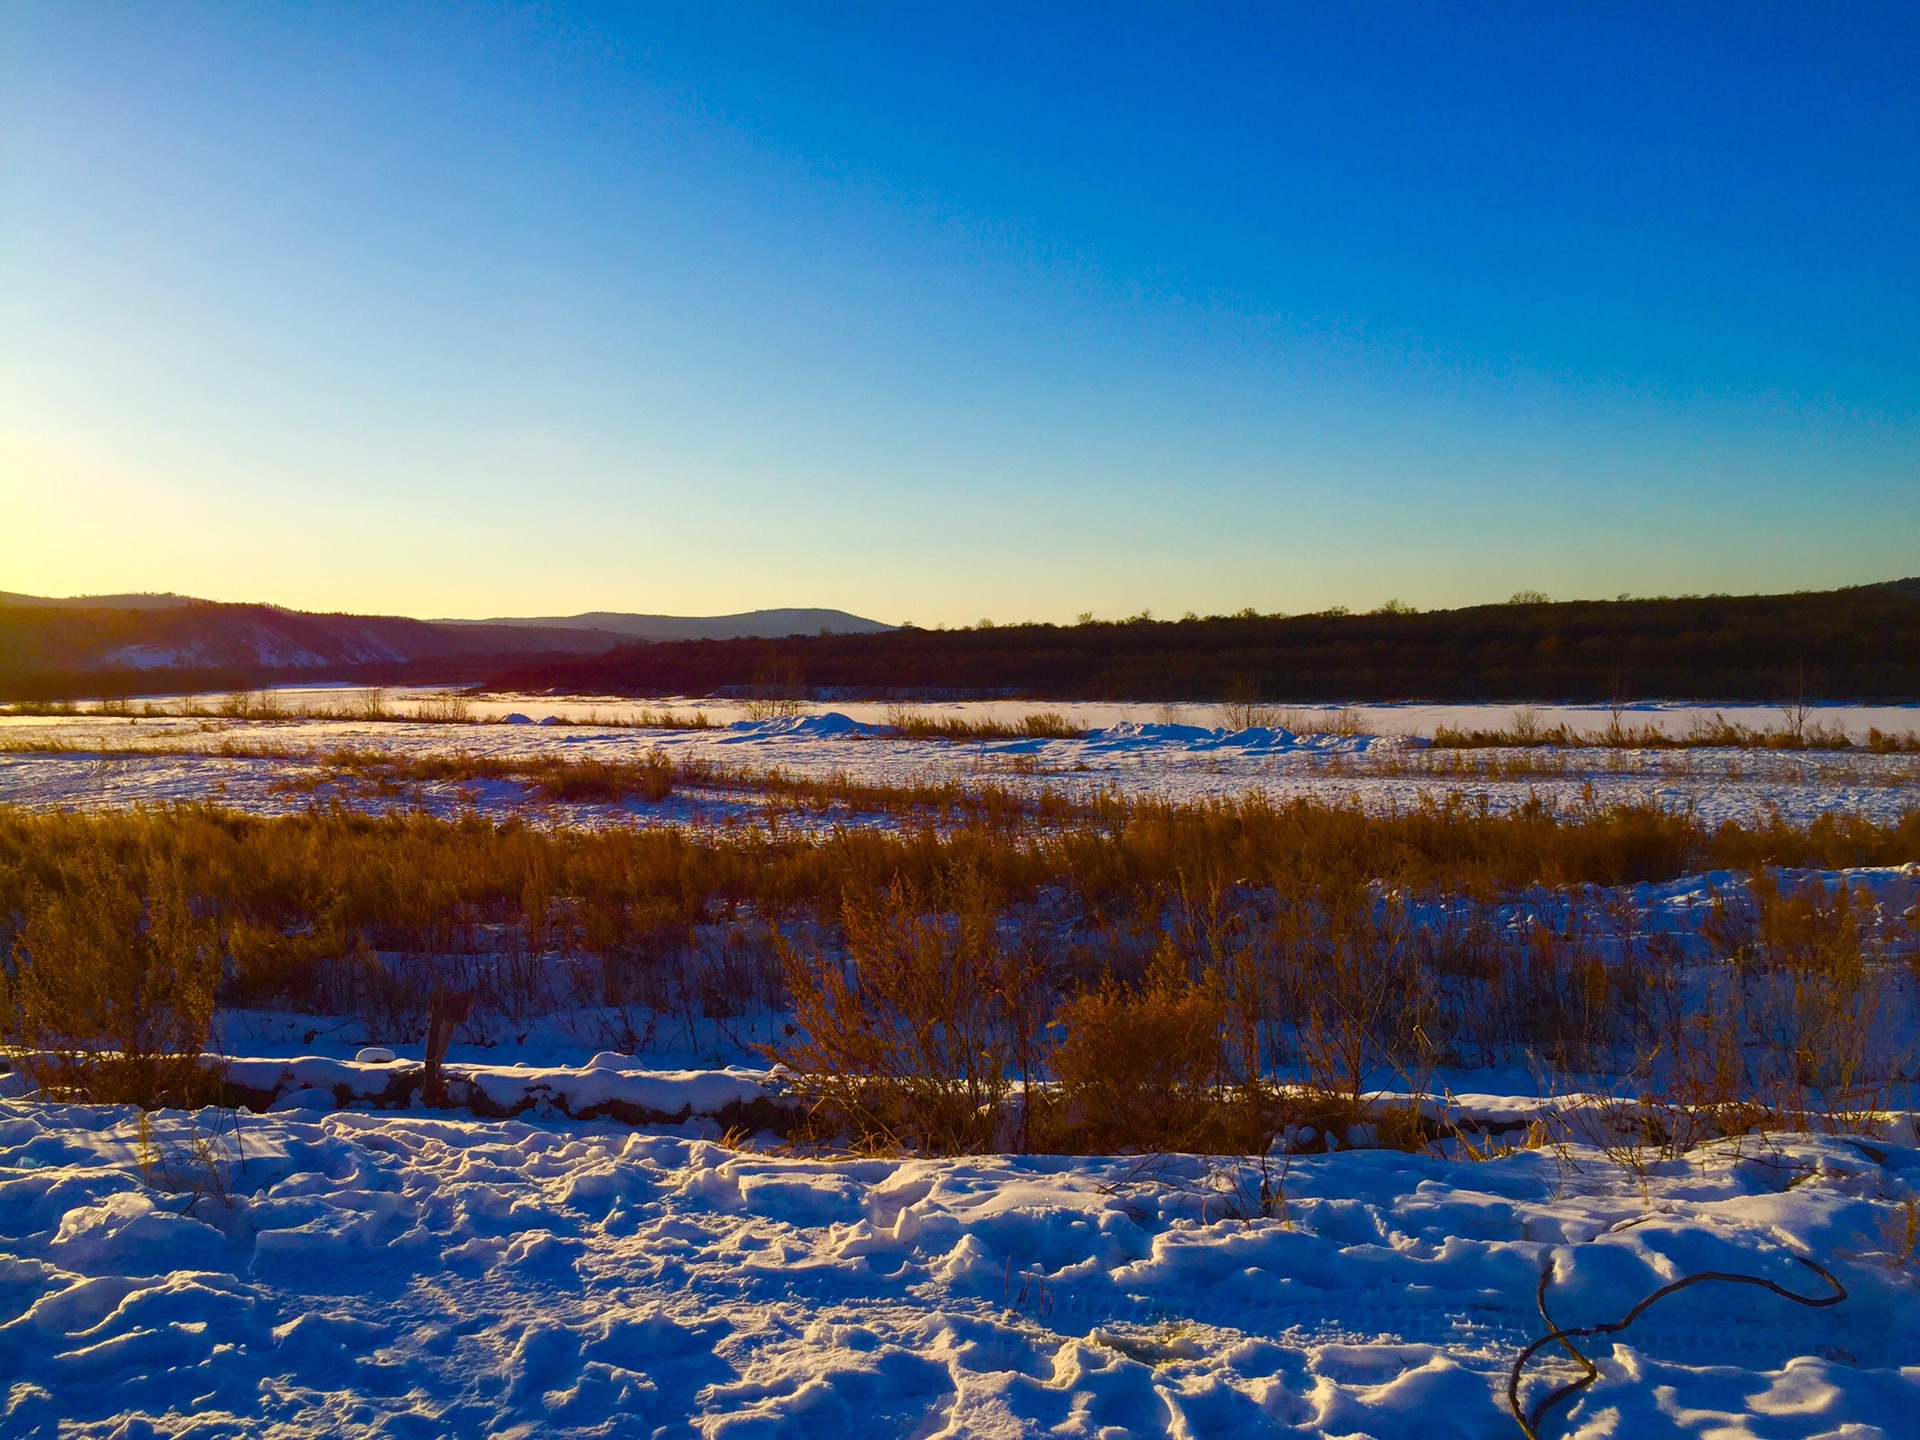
1088;720;1222;746
1081;722;1388;754
719;712;879;742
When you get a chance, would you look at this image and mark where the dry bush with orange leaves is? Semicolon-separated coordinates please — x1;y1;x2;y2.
1;845;222;1107
767;870;1047;1154
1045;947;1240;1152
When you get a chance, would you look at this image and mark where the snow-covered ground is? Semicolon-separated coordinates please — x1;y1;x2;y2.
6;697;1920;1435
3;1100;1918;1439
25;689;1918;742
4;705;1918;828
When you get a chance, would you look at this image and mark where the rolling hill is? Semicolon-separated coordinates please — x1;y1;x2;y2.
436;608;894;642
0;595;888;700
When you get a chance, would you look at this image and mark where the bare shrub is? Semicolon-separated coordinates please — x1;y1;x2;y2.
1280;889;1436;1104
413;693;475;724
1048;947;1230;1152
1321;705;1366;736
743;695;805;722
527;754;674;804
1;849;222;1107
743;659;807;721
768;872;1026;1154
1216;674;1279;731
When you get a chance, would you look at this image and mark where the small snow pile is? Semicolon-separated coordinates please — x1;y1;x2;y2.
1088;721;1223;747
1;1103;1916;1438
1079;722;1390;755
719;712;879;742
500;713;535;725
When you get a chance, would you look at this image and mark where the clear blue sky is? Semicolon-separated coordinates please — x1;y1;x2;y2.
4;3;1916;623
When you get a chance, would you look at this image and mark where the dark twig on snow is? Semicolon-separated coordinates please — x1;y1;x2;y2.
1507;1252;1846;1439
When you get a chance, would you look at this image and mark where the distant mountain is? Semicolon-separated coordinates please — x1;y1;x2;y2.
0;593;893;700
440;608;895;641
0;594;625;699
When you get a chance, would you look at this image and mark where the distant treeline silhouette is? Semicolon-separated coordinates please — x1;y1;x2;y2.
492;582;1920;703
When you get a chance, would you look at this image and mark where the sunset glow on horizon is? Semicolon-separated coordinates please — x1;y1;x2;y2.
4;4;1916;624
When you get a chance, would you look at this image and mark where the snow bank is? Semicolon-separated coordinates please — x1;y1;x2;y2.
1066;721;1392;756
197;1051;1920;1157
216;1055;796;1130
2;1101;1916;1437
719;712;881;742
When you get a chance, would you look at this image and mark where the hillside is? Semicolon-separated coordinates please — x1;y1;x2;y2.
438;607;893;642
0;590;198;610
0;598;621;700
490;581;1920;703
0;595;898;700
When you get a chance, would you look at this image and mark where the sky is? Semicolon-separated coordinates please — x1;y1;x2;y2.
3;3;1917;626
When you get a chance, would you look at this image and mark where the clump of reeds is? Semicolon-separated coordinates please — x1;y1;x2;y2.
1432;706;1916;752
769;871;1044;1153
883;708;1084;741
1046;947;1242;1152
523;754;675;805
1;844;222;1107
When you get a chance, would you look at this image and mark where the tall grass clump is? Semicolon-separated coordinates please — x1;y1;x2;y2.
412;693;475;724
1047;948;1243;1152
1;846;222;1106
1216;691;1280;732
769;871;1046;1153
1432;709;1914;752
882;708;1084;741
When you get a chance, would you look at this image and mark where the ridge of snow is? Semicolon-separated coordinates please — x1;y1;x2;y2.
720;712;882;741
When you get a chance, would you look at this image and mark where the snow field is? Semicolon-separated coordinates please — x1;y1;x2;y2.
16;694;1919;741
3;1101;1919;1438
5;698;1920;1436
3;709;1918;828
